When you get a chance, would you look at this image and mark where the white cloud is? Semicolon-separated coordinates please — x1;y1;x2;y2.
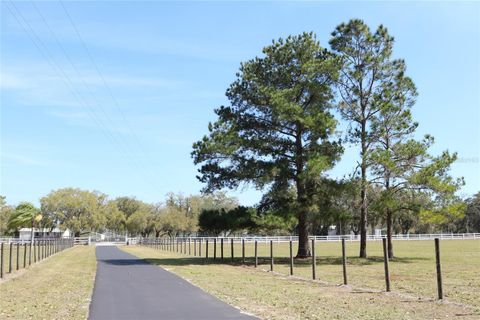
1;61;183;132
1;63;181;92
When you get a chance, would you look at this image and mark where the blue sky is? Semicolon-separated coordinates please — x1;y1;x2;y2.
1;1;479;206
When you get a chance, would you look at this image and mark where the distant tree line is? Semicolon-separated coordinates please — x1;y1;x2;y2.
1;191;478;241
0;190;480;237
0;190;238;238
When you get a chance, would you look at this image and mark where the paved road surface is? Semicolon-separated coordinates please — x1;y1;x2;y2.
89;246;257;320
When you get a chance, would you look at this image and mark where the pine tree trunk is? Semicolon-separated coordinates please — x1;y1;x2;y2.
387;208;393;259
296;179;311;258
359;161;368;258
294;126;310;258
359;120;368;258
297;207;310;258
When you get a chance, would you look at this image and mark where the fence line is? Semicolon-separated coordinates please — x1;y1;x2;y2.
0;238;74;279
138;236;456;302
2;233;478;246
137;233;480;243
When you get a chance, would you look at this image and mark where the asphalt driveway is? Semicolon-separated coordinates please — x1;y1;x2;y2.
89;245;257;320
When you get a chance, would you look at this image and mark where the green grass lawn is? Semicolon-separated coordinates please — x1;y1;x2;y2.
125;239;480;319
163;239;480;308
0;246;96;320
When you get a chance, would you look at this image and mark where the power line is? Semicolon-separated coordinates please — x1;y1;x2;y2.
58;0;157;172
29;1;139;159
5;1;161;192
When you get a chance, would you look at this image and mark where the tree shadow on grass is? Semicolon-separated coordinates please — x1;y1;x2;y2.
139;255;429;268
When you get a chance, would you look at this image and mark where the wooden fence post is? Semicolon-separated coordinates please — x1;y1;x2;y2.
199;239;202;257
194;239;197;256
435;238;443;300
289;240;294;276
221;238;224;261
270;240;274;271
16;242;20;271
254;240;258;268
382;238;391;292
1;243;4;278
184;238;187;254
242;239;245;264
231;239;234;262
23;243;27;268
9;242;13;273
34;241;38;263
29;239;32;266
206;239;209;260
312;239;316;280
189;238;191;255
214;238;217;260
342;238;347;285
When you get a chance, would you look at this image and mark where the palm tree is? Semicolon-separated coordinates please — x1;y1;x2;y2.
8;202;42;263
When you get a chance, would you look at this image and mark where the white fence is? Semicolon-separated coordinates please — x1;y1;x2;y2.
73;236;136;245
0;237;69;244
3;233;478;245
148;233;480;243
74;237;90;245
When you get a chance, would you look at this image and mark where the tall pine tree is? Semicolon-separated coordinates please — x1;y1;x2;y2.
192;33;342;257
330;19;397;258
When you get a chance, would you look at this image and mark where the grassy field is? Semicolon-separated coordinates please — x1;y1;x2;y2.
158;239;480;308
0;246;96;320
123;244;479;319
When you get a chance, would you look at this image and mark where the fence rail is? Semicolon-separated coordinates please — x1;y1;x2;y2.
0;237;71;244
74;237;90;245
2;233;478;246
139;233;480;243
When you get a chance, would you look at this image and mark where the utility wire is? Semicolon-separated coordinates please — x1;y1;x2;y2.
58;0;158;173
29;1;142;164
5;1;161;192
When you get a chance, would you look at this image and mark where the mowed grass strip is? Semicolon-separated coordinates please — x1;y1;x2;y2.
156;239;480;308
122;245;479;320
0;246;96;320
